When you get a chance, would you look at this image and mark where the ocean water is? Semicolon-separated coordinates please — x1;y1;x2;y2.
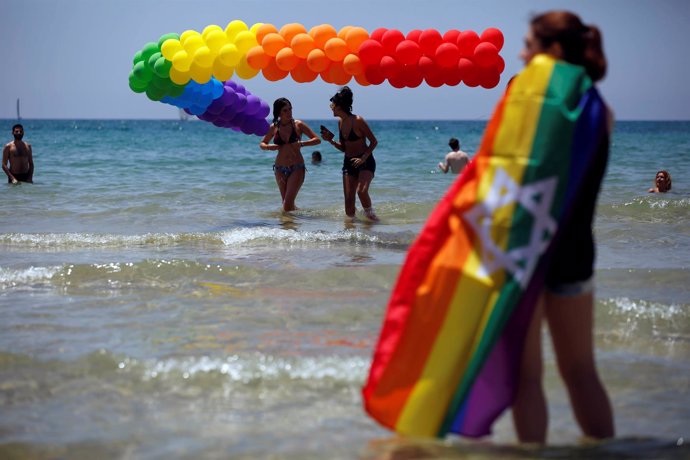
1;119;688;459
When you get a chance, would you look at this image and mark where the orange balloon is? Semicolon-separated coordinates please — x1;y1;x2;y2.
291;59;318;83
309;24;337;49
345;27;369;53
262;59;289;81
320;68;334;84
342;53;364;76
279;23;307;44
291;33;316;59
306;48;330;73
328;61;352;85
337;25;354;40
354;72;371;86
262;33;287;57
324;37;348;62
275;47;299;71
246;45;272;70
255;23;279;44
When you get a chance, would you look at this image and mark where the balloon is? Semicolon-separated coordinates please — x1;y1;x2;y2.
418;55;440;79
246;45;272;69
225;20;249;42
337;25;354;40
342;53;364;76
419;29;443;57
324;37;348;62
217;43;241;66
358;40;385;66
279;23;307;43
345;27;369;53
161;39;183;61
395;40;422;66
275;47;299;71
443;66;462;86
235;56;260;79
435;43;460;68
354;73;371;86
234;31;258;54
205;30;229;52
306;48;330;72
172;50;192;72
193;46;214;68
458;58;479;86
310;24;337;48
128;72;148;93
443;29;461;44
328;61;352;85
364;65;385;85
401;64;423;88
212;59;234;81
473;42;499;67
381;29;405;56
262;59;289;81
183;35;205;55
291;59;318;83
370;27;388;43
479;66;500;88
255;23;279;44
262;33;287;57
291;33;315;59
379;56;402;79
169;66;191;85
406;29;423;43
158;33;180;49
457;30;480;57
480;27;504;51
133;61;153;82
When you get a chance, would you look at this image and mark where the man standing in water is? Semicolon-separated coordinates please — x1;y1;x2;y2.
3;124;34;184
438;137;469;174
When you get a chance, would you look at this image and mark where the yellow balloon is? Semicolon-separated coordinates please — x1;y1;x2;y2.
205;30;228;53
234;30;258;54
213;60;235;81
189;62;213;84
161;39;183;61
225;20;249;42
172;50;192;72
183;35;205;54
180;29;202;44
235;56;260;79
202;24;223;39
169;66;191;85
217;43;241;67
250;23;264;35
194;46;214;68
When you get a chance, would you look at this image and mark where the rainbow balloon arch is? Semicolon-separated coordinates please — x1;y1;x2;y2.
129;20;505;136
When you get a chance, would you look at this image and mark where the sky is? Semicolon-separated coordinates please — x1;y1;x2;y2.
2;0;689;121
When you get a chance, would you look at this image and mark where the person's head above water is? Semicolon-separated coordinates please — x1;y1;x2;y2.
521;10;607;82
654;170;672;192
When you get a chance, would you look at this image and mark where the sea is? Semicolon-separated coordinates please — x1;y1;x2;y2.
1;118;688;459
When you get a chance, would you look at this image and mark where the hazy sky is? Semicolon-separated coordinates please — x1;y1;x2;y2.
3;0;689;120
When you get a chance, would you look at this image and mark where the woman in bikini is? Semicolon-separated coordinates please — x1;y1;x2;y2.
320;86;379;221
259;98;320;212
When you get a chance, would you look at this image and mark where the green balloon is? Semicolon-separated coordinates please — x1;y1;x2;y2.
132;50;144;65
158;32;180;49
141;42;160;62
147;52;162;69
150;75;172;93
132;61;153;82
145;85;166;102
153;56;172;78
167;84;185;98
128;72;148;93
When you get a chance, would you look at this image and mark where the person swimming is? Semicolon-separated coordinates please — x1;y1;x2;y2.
648;170;671;193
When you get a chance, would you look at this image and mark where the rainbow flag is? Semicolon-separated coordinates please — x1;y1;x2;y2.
362;54;609;438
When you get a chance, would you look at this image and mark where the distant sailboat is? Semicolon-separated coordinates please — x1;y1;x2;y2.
16;98;21;120
179;108;190;121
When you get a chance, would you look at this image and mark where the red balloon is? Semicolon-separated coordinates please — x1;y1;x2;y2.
435;42;460;68
395;40;422;65
381;29;405;56
425;73;445;88
443;29;461;44
402;64;423;88
406;29;423;43
494;55;505;73
418;55;439;78
419;29;443;57
364;65;385;85
457;30;480;57
379;55;402;79
479;66;501;89
388;73;406;89
370;27;388;43
458;58;479;87
473;42;499;67
480;27;504;51
443;66;462;86
358;39;385;66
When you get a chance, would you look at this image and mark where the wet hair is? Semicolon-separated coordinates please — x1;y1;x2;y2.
311;151;322;162
330;86;353;115
448;138;460;150
530;10;607;82
656;170;672;191
12;123;23;131
272;97;292;125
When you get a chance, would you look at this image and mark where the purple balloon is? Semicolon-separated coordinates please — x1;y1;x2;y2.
206;97;226;115
220;87;237;106
244;95;261;116
224;80;238;90
235;83;247;95
257;100;270;119
234;93;247;112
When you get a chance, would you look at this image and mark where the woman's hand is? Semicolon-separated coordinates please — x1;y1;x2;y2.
351;156;365;167
320;128;334;142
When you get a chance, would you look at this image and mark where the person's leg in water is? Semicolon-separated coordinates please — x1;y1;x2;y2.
343;173;358;219
545;290;614;440
357;170;378;221
281;167;305;212
513;297;548;443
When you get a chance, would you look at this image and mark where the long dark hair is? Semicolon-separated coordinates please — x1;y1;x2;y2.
530;11;607;82
330;86;353;115
272;97;292;125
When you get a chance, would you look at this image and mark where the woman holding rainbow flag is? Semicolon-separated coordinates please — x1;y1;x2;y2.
363;10;614;444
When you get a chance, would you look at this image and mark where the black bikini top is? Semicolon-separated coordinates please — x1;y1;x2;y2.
274;121;300;146
339;116;362;144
